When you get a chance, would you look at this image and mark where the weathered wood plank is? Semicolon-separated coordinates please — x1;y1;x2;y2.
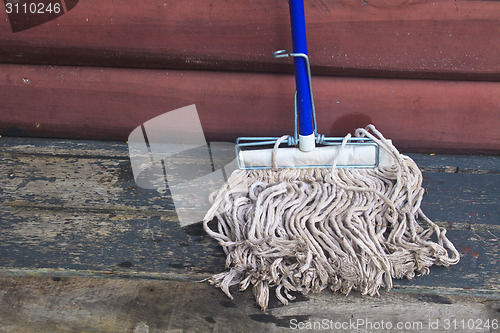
0;206;498;295
0;0;499;80
0;208;224;276
0;137;130;159
0;153;498;295
0;153;177;215
422;172;500;227
1;64;499;152
0;138;498;304
1;140;498;226
396;229;499;294
1;137;499;173
411;154;500;175
0;277;497;333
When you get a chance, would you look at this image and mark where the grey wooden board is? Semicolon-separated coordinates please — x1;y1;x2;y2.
410;154;500;174
421;172;499;227
0;208;224;276
0;137;130;159
1;143;498;226
395;229;499;293
0;154;176;214
0;136;499;304
0;277;498;333
0;206;497;294
0;136;499;171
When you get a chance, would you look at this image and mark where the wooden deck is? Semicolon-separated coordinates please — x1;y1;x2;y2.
0;137;498;332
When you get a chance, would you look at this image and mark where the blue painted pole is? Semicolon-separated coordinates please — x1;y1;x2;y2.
289;0;314;150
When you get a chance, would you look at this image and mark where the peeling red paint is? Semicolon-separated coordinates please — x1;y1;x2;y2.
459;246;472;253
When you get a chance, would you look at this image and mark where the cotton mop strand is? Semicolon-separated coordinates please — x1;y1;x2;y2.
203;125;459;310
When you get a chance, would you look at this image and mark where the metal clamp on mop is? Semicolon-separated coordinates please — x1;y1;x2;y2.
236;0;380;170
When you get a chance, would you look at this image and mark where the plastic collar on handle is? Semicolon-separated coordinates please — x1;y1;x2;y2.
298;133;315;152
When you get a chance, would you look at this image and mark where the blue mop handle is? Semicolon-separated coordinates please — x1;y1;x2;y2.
289;0;314;151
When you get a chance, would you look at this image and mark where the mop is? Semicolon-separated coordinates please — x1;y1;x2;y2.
203;0;460;310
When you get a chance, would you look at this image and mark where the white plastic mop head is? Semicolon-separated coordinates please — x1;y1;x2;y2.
236;130;395;170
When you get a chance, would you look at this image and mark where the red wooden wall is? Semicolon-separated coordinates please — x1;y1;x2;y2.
1;0;499;153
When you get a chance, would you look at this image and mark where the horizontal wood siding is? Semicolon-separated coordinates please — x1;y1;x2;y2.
0;1;499;152
1;64;498;153
0;0;499;80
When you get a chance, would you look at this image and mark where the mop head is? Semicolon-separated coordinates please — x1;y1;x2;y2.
203;125;460;310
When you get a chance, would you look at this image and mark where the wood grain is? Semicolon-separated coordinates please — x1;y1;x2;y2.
1;149;498;227
1;204;498;293
2;136;499;172
0;0;499;80
0;137;498;295
0;276;497;332
1;64;499;153
0;137;498;332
